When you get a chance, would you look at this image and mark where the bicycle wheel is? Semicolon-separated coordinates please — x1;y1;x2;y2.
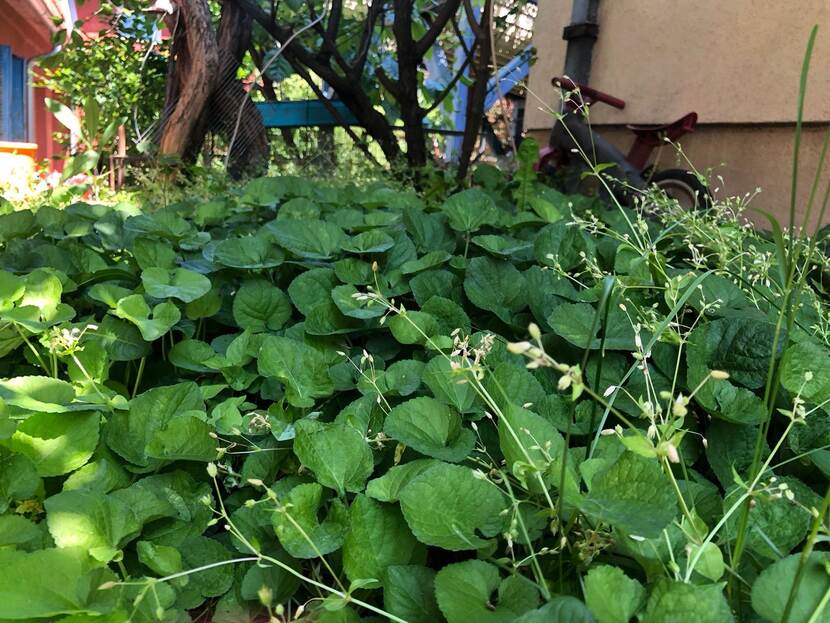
650;169;711;210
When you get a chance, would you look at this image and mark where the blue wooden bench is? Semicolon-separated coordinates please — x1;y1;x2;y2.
256;99;358;128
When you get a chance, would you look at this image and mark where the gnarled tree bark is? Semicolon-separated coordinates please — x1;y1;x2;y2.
157;0;269;178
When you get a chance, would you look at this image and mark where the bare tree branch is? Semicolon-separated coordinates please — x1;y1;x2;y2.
326;0;342;40
424;39;477;115
415;0;462;56
461;0;484;37
232;0;401;162
457;0;492;179
375;67;399;97
450;14;473;57
351;0;387;76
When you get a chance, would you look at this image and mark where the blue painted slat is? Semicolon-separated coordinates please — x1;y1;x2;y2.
0;45;12;141
484;45;532;112
256;100;358;129
11;56;26;141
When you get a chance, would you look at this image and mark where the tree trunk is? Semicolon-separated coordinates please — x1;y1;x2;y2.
158;0;219;161
158;0;268;179
457;0;492;180
393;0;428;169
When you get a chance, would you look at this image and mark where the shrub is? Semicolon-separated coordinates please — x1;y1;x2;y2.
0;170;828;622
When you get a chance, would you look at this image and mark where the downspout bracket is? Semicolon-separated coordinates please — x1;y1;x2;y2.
562;22;599;41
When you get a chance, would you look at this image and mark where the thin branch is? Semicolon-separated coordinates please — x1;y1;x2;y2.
461;0;484;37
415;0;463;56
424;39;477;114
375;67;399;97
305;0;350;72
326;0;343;39
351;0;387;75
290;61;383;167
225;3;328;171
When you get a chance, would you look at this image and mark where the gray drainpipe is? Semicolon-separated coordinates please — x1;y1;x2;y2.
561;0;600;84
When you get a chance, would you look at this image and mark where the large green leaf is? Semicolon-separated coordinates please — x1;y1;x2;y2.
258;336;334;407
498;404;572;494
113;294;180;341
3;411;99;476
145;414;218;462
0;376;76;412
780;339;830;404
687;316;782;392
293;420;373;495
342;494;419;584
271;482;349;558
141;267;211;302
288;268;339;316
332;284;386;319
422;355;476;413
232;280;292;332
343;229;395;253
434;560;539;623
168;339;223;372
548;303;638;350
383;565;441;623
388;310;439;345
213;235;284;269
534;221;595;271
179;535;235;599
44;489;140;561
265;218;346;259
483;362;546;412
643;580;733;623
584;565;646;623
441;188;499;233
463;256;527;324
0;547;115;619
0;270;25;309
91;316;150;361
723;476;819;558
0;447;41;514
513;598;595;622
105;382;206;468
399;462;506;550
580;451;677;538
705;421;765;489
383;396;474;462
365;459;440;503
752;552;830;623
45;472;204;562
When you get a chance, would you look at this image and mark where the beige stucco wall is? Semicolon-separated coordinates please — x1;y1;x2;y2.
524;0;830;225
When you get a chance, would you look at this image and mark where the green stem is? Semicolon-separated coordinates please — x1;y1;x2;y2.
781;483;830;623
14;325;49;373
71;353;110;407
132;357;146;399
807;584;830;623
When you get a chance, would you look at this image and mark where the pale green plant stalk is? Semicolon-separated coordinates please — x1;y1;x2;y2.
780;483;830;623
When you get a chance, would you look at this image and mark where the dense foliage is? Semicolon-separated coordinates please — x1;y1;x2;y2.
38;7;166;151
0;162;829;623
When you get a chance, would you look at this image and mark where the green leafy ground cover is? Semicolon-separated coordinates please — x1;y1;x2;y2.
0;168;829;623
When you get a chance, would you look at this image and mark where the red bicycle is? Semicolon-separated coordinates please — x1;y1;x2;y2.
536;76;709;209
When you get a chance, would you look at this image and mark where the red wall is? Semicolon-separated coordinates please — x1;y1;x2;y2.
0;0;53;59
0;0;102;166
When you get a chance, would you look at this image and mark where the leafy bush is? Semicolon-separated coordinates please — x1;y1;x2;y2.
0;170;828;623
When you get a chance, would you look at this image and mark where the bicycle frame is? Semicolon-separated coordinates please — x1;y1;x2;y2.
536;76;699;198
